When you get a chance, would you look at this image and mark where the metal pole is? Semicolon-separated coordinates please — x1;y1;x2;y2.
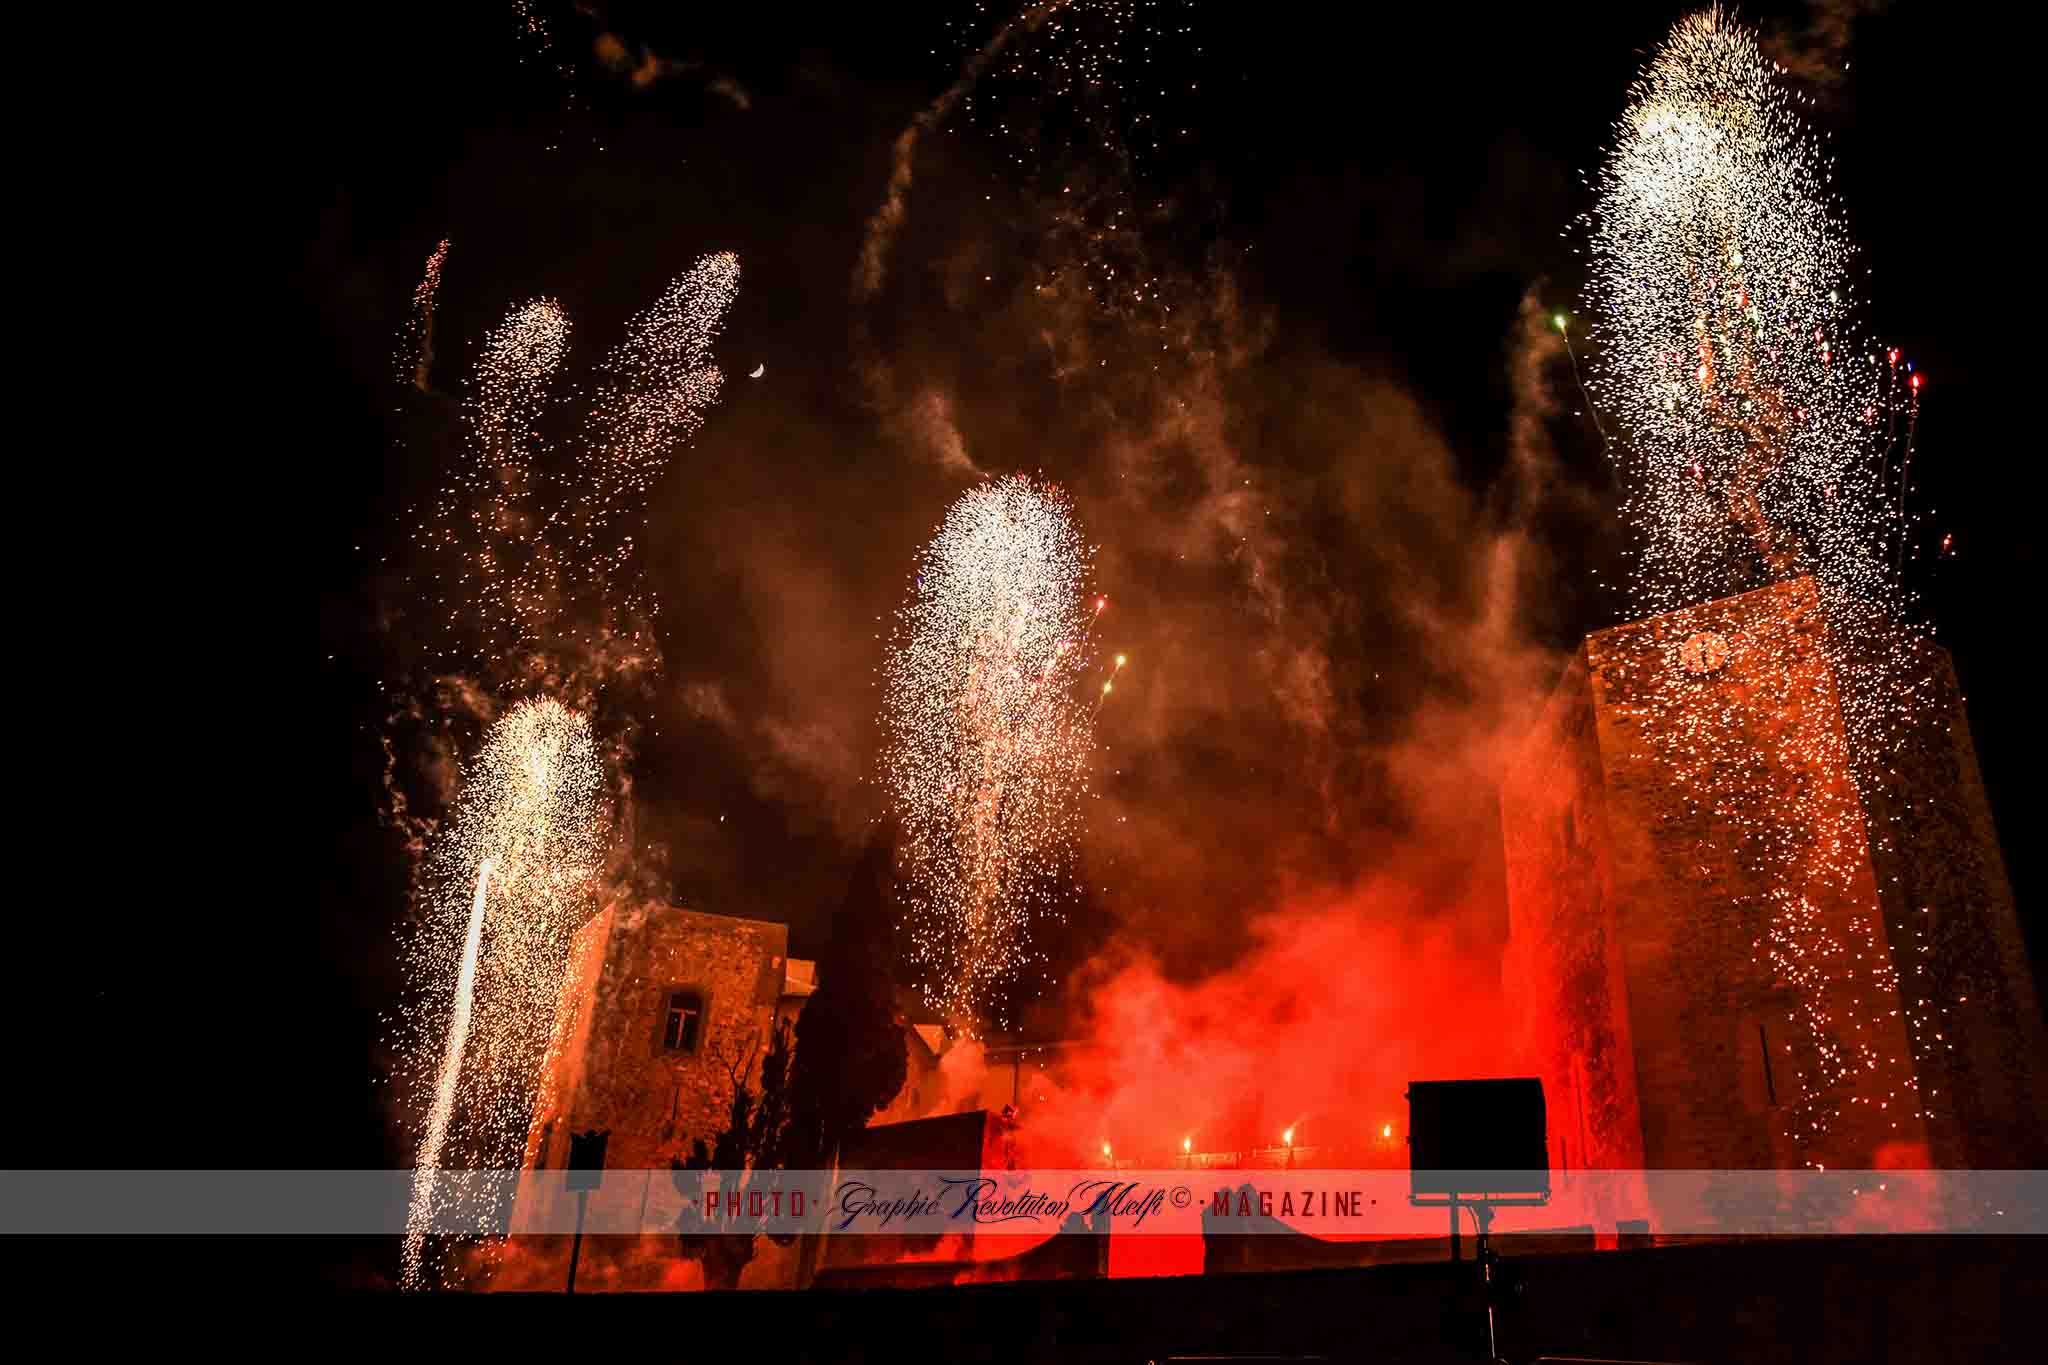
567;1190;588;1293
1478;1211;1498;1363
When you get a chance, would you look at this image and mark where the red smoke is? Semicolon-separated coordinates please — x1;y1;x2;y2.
1020;887;1508;1170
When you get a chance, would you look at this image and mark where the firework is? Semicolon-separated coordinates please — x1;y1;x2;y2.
412;295;572;659
570;251;741;622
403;856;490;1283
398;698;611;1290
1583;8;1913;614
882;476;1101;1031
400;237;451;392
1580;9;1944;1157
402;254;739;671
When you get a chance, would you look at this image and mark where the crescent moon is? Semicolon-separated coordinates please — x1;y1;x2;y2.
748;363;765;379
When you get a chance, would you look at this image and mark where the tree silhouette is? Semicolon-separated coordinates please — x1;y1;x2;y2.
671;827;910;1288
671;1017;792;1290
783;824;910;1170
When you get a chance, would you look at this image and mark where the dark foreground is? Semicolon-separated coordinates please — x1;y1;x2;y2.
333;1235;2039;1362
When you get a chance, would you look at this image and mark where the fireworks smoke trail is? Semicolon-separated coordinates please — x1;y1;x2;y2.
1580;9;1944;1158
853;2;1073;306
882;476;1101;1032
402;238;451;392
397;698;611;1290
851;1;1073;416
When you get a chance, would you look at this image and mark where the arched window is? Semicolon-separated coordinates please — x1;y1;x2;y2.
664;990;705;1053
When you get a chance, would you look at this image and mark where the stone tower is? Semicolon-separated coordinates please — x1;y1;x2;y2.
1502;576;2047;1180
520;900;815;1176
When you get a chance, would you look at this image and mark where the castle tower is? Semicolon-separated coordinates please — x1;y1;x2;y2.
1502;577;2047;1181
521;901;814;1176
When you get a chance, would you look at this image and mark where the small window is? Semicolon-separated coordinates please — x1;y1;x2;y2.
664;990;704;1053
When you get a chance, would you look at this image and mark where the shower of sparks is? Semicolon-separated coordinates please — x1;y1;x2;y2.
882;476;1102;1032
402;253;739;671
418;295;573;660
397;698;611;1290
1581;9;1949;1159
1583;7;1917;616
400;237;451;392
570;251;740;625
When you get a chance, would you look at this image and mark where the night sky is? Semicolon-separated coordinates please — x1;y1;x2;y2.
36;1;2034;1195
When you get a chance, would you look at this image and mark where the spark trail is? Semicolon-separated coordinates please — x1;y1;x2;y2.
401;857;491;1287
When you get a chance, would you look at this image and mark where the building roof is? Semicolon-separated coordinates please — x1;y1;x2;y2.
662;899;789;929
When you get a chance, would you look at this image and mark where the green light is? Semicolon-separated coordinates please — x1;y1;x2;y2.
1553;314;1568;332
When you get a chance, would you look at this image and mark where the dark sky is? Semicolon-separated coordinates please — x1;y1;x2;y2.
38;1;2034;1184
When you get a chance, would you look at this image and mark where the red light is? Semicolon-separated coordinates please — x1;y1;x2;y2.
1911;375;1922;390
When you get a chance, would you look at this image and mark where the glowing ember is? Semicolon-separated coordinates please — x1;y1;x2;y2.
881;475;1102;1033
397;698;611;1290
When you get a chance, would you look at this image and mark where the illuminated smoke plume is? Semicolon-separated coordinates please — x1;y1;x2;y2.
853;1;1074;306
882;476;1105;1033
1580;9;1940;1157
397;697;612;1290
851;0;1076;434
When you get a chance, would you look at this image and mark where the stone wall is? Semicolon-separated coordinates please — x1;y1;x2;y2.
1591;576;1926;1170
1860;643;2048;1167
525;902;791;1176
1501;652;1646;1183
1505;577;1941;1179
